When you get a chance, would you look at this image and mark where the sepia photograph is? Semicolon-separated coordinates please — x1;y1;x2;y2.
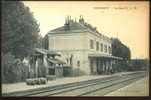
1;1;149;97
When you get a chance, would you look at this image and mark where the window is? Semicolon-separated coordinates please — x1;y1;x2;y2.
108;46;110;54
104;45;107;53
90;40;94;49
105;45;108;53
96;41;99;51
100;43;103;52
109;46;112;54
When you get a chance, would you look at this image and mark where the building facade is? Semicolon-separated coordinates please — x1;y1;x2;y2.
44;16;122;76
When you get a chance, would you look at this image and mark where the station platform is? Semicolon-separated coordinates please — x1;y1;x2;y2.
2;71;147;95
105;76;149;96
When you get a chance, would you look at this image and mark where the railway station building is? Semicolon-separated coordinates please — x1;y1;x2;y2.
44;16;122;76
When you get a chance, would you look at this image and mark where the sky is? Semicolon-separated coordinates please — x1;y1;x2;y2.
23;1;149;59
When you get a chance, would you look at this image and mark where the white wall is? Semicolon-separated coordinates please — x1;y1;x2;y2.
47;31;112;75
85;32;112;56
48;33;90;74
48;33;87;51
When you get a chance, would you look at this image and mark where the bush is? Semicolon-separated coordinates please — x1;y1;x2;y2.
26;78;47;85
2;53;29;83
26;79;34;85
40;78;47;84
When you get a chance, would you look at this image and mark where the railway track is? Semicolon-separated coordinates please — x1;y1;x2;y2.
3;71;146;96
78;74;145;96
49;72;146;96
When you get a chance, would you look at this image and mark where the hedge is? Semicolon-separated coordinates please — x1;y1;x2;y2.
26;78;47;85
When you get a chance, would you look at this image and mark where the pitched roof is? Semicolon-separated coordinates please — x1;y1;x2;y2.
48;21;88;34
33;48;61;56
48;58;66;64
47;17;111;41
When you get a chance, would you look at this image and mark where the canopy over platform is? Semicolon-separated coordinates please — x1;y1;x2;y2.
88;54;123;60
48;58;66;64
31;48;61;56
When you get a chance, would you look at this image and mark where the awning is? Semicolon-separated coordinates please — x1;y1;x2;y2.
47;58;66;64
88;54;123;60
33;48;61;56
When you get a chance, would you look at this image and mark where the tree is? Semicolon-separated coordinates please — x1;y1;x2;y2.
111;38;131;71
1;1;41;83
2;1;40;59
111;38;131;60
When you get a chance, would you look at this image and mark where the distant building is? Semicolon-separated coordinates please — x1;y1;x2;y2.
44;16;122;76
129;59;149;71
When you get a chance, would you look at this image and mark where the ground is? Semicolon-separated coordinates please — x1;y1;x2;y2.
105;76;149;96
2;71;149;96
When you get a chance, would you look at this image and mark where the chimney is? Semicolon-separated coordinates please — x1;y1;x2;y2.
64;16;70;31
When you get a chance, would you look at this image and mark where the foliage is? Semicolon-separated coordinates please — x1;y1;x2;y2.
111;38;131;72
26;78;47;85
1;1;40;59
111;38;131;60
1;1;43;83
2;52;29;83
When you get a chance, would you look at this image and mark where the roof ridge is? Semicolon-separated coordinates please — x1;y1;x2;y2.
48;21;88;33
